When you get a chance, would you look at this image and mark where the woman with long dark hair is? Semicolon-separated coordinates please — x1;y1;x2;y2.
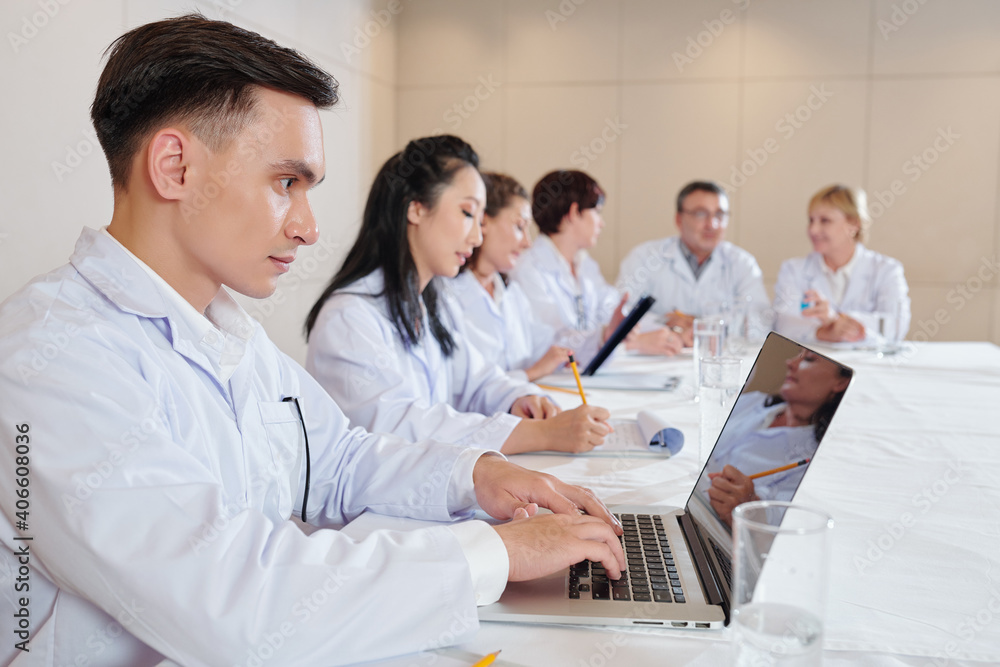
305;135;611;454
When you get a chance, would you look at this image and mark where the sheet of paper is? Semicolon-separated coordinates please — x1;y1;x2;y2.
538;372;681;392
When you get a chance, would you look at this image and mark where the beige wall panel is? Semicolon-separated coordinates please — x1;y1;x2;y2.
622;0;745;81
906;285;995;343
736;80;868;282
505;85;622;277
506;0;620;84
357;79;399;193
396;0;504;86
0;1;122;296
743;0;871;78
395;85;506;172
872;0;1000;75
867;78;1000;284
617;82;740;282
295;0;399;81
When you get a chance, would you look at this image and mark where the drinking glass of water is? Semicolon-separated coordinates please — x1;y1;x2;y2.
876;302;903;358
693;316;725;393
698;357;741;466
732;502;833;667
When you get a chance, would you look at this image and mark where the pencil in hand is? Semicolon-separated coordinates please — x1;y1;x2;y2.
568;353;587;405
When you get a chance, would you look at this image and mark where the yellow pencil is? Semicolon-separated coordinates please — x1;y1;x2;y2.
470;649;501;667
534;383;582;395
749;458;810;480
568;353;587;405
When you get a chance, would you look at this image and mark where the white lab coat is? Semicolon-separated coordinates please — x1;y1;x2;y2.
0;229;503;667
507;235;620;366
694;391;818;511
306;270;541;450
773;245;911;344
616;236;770;328
446;270;556;382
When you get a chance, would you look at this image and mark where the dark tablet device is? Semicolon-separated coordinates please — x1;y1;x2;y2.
582;295;656;376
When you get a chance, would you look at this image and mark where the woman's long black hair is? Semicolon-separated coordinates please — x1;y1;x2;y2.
305;134;480;357
764;364;853;441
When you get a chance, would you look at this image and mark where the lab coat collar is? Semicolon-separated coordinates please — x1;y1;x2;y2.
454;269;506;308
70;227;256;382
536;234;585;295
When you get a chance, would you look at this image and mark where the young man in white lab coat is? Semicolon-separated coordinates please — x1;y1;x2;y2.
0;15;624;666
617;181;769;344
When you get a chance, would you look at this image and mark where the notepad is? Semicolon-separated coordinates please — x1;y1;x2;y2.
556;410;684;458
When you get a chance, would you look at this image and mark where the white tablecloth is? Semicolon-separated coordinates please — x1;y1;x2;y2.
353;342;1000;667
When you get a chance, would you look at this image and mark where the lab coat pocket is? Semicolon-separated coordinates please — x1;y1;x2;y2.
258;400;304;517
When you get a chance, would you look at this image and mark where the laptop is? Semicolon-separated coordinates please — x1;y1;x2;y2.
479;332;853;629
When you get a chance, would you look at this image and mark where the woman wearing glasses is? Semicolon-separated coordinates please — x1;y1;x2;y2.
616;181;769;346
509;170;681;363
773;184;911;344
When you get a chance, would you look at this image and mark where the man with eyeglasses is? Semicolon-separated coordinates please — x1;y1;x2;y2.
616;181;768;345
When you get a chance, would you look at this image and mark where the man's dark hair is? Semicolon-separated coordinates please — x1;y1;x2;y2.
531;170;605;236
91;13;338;190
305;135;480;358
676;180;728;213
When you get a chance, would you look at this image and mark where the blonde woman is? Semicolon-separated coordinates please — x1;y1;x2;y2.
773;185;910;344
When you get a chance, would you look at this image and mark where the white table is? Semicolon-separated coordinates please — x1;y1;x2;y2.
357;342;1000;667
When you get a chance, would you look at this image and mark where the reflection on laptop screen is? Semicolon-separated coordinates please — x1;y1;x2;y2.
686;333;853;551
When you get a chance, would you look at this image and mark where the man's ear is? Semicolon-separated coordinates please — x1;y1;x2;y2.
407;199;427;226
675;211;684;232
146;128;190;201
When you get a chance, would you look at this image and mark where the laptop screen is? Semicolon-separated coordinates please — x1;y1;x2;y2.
685;333;853;554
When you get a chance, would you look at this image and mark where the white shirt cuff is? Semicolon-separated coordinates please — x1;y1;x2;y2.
447;448;506;512
446;520;509;606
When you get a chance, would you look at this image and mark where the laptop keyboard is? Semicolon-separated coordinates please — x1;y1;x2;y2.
568;513;685;603
710;539;733;590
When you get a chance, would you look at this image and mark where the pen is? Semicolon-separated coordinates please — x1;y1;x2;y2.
749;458;810;480
471;649;501;667
568;353;587;405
